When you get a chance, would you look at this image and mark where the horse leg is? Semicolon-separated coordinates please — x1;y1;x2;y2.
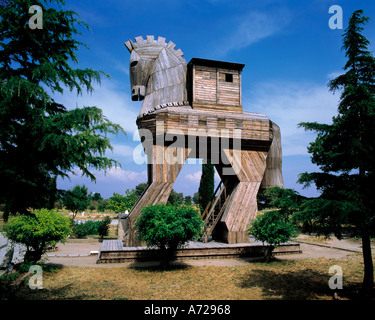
217;149;268;244
123;144;191;246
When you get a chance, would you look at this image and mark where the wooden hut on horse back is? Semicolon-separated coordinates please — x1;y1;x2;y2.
120;35;284;246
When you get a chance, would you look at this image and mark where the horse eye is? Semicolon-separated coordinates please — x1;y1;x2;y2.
130;61;138;68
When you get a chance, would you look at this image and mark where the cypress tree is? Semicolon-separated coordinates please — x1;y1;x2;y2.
198;159;215;212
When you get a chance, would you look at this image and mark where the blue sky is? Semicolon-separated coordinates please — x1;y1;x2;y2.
54;0;375;199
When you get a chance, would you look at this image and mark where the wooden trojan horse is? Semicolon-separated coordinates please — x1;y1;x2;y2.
120;36;284;246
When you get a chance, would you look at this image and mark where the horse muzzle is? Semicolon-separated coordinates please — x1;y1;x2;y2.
131;85;146;101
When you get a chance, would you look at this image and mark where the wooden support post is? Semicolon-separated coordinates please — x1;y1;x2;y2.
124;145;191;246
218;150;268;244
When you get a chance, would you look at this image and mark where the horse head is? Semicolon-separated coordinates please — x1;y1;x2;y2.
125;36;190;117
128;49;148;101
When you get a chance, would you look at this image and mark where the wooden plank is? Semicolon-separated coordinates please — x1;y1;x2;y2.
100;241;107;251
195;65;216;72
97;241;301;263
216;67;220;104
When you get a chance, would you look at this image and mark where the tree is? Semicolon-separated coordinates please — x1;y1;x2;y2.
184;195;192;205
2;208;72;263
261;187;305;215
167;189;184;205
134;183;148;197
106;190;138;213
298;10;375;298
198;159;215;211
62;184;90;220
88;202;97;212
192;192;200;205
0;0;124;220
91;192;103;202
135;203;203;268
97;199;108;212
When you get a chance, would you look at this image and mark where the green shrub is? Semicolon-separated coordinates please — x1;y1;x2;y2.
71;222;89;238
18;261;58;274
84;221;98;235
97;216;111;238
62;185;90;220
2;209;71;263
72;221;96;238
249;210;297;261
0;270;19;299
71;217;111;238
135;204;203;268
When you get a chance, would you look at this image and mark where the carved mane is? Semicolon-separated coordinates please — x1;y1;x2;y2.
125;36;190;118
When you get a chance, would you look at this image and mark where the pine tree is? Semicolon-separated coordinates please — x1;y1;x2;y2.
298;10;375;298
0;1;124;219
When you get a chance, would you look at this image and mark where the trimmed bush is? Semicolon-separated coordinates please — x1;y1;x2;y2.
135;204;203;268
2;209;71;263
97;216;111;238
249;210;297;261
71;217;112;238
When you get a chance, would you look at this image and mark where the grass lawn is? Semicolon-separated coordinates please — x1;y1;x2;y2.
11;254;371;300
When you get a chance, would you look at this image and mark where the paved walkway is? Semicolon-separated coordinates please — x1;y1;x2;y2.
41;235;372;268
2;234;372;269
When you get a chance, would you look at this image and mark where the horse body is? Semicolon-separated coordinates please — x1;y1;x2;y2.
122;35;284;245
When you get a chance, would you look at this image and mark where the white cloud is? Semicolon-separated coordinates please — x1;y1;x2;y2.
214;8;291;57
66;166;147;183
244;81;340;156
185;171;202;183
185;169;221;184
95;167;147;183
112;60;129;76
50;79;139;135
327;71;343;80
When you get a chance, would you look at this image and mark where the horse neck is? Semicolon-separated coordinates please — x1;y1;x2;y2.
140;62;187;116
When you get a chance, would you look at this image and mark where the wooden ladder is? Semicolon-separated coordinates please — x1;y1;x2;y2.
201;180;229;242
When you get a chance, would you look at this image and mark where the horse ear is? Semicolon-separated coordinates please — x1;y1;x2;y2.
124;39;134;53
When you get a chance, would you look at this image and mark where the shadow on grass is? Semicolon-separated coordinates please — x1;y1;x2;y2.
10;283;94;300
237;257;368;300
42;262;65;271
3;262;93;300
237;262;333;300
127;260;192;272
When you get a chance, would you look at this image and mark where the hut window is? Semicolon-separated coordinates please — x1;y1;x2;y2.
225;73;233;82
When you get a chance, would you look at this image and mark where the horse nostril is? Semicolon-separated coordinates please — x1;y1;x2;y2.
130;61;138;68
132;89;135;94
